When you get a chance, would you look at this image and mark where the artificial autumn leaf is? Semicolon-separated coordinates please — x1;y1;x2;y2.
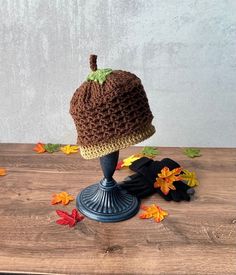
0;168;7;176
44;143;60;153
139;204;168;223
51;192;74;205
56;209;84;227
116;160;124;170
60;145;79;155
141;146;160;158
180;169;199;187
122;154;142;168
154;178;176;195
158;166;182;182
183;148;201;158
33;143;46;153
154;166;182;195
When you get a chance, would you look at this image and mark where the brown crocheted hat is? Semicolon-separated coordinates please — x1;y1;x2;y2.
70;55;155;159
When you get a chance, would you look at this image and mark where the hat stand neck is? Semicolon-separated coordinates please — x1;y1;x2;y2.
76;151;140;222
99;151;119;187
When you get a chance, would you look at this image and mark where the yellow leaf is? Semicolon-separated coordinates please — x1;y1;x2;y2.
121;154;142;167
60;145;79;155
140;204;168;222
180;169;199;187
0;168;7;176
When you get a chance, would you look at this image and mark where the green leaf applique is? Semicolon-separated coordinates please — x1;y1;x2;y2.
141;146;160;158
183;148;201;158
87;68;113;85
44;143;61;153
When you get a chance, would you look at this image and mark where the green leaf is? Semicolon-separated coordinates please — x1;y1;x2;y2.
87;68;113;84
181;169;199;187
183;148;201;158
141;146;160;158
44;143;60;153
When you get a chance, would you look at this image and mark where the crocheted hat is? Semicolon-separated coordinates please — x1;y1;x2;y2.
70;55;156;159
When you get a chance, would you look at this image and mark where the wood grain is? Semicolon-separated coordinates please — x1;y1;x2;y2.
0;144;236;275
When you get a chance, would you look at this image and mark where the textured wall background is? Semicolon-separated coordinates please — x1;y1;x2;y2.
0;0;235;147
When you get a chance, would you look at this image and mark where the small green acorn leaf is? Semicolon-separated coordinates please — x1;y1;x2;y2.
183;148;201;158
87;68;113;85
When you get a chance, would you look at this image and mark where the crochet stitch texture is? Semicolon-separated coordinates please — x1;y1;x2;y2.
70;55;156;159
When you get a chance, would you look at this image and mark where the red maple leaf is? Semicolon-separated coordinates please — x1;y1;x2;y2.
56;209;84;227
116;160;124;170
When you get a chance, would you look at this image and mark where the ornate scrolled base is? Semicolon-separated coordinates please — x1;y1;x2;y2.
76;181;140;222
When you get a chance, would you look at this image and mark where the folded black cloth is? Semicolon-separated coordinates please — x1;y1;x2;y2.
120;157;195;202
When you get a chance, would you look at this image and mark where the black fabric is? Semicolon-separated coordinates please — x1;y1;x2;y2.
120;157;195;201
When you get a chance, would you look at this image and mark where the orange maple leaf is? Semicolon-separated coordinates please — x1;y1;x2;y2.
33;143;46;153
154;166;182;195
139;204;168;222
51;192;74;205
0;168;7;176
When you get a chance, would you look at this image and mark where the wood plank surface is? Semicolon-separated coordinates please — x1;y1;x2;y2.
0;144;236;275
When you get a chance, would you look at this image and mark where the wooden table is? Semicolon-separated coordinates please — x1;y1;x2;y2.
0;144;235;275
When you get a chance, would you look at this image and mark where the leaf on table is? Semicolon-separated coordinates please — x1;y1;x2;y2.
141;146;160;158
139;204;168;222
56;209;84;227
116;160;124;170
115;155;142;170
0;168;7;176
44;143;60;153
60;145;79;155
183;148;201;158
122;155;142;168
33;143;46;153
51;191;74;205
154;166;182;195
180;169;199;187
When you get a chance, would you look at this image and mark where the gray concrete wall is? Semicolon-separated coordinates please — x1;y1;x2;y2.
0;0;235;147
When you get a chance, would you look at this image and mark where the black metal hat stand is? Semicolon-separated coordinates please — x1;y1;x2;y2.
76;151;140;222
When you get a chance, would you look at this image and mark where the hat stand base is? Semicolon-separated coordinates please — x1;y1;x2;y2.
76;151;140;222
76;181;140;222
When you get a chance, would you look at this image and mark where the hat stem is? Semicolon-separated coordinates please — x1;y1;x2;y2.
90;54;97;71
